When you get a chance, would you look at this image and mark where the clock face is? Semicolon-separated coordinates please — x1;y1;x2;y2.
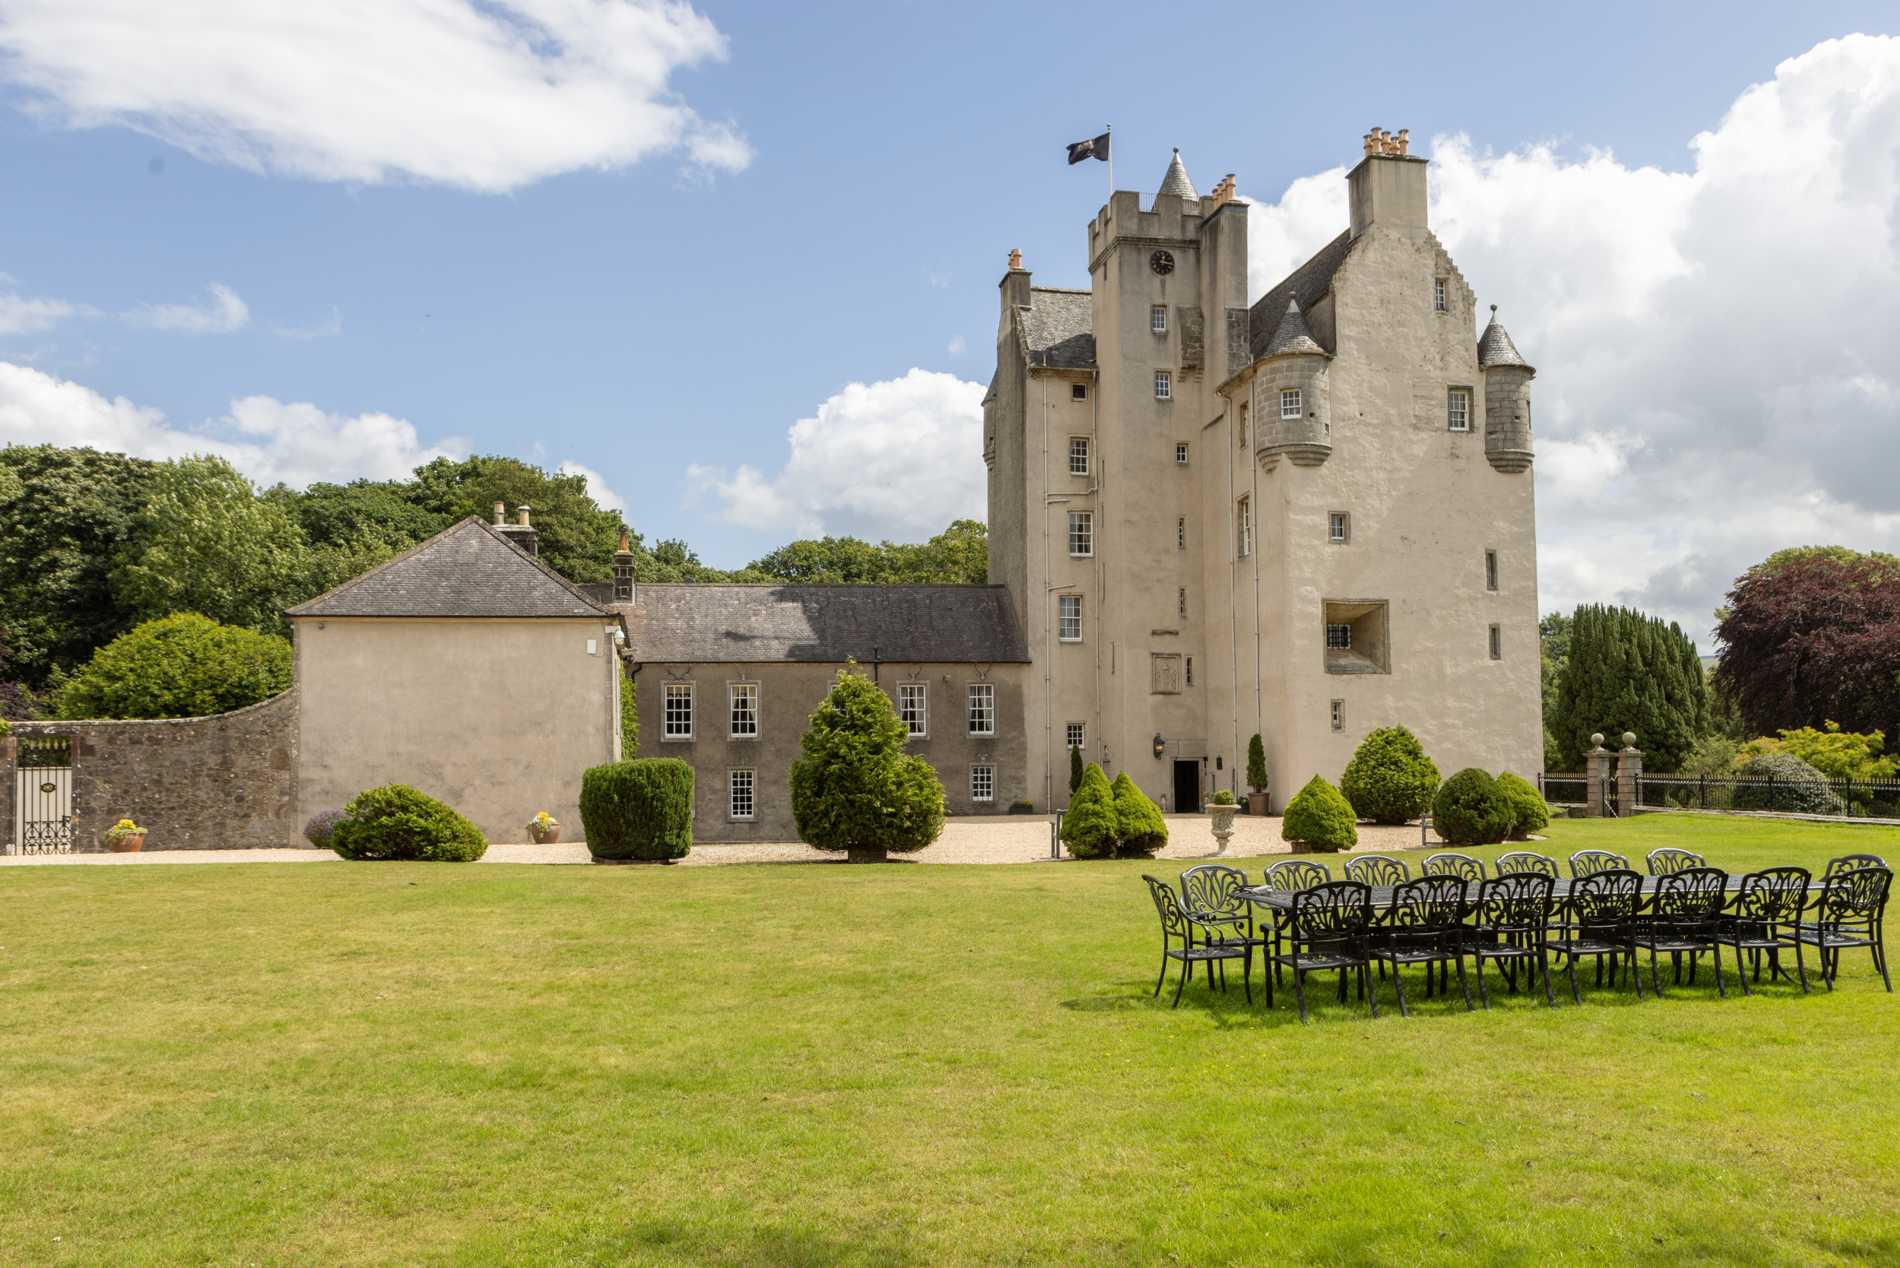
1149;249;1175;276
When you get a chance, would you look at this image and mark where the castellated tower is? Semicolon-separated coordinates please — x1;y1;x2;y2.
986;132;1541;814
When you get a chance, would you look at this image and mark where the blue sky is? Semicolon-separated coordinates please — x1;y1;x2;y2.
3;2;1899;639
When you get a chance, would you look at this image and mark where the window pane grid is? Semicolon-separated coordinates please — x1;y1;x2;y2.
1150;305;1168;334
1280;387;1302;420
728;683;758;738
967;684;996;735
1068;436;1090;476
1448;388;1471;432
729;769;754;819
1326;623;1352;650
1057;595;1083;642
663;683;694;738
1065;721;1085;749
1175;443;1189;465
1154;370;1171;400
971;764;995;802
898;683;927;737
1067;510;1093;557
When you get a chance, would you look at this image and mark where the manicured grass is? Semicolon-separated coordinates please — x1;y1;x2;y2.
1;815;1896;1265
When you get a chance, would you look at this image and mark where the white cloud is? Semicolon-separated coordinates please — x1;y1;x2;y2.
0;289;80;335
0;0;749;192
1245;33;1900;643
558;460;626;513
0;359;464;486
690;368;986;539
946;335;967;356
273;305;343;340
130;282;249;334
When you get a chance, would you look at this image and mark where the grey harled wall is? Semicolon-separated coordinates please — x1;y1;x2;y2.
6;689;300;852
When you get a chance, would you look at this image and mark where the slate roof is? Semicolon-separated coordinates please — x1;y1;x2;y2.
1019;287;1095;369
288;517;611;619
1261;297;1327;359
1247;230;1356;361
1477;305;1532;370
1157;149;1198;201
618;585;1030;664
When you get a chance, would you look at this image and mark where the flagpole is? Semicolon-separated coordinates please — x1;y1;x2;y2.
1105;124;1112;199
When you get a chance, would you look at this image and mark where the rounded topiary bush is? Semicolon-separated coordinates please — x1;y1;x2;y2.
1340;725;1441;825
790;669;944;862
1061;763;1118;859
1281;775;1357;852
302;808;347;850
330;785;487;861
1432;768;1514;846
1110;771;1169;858
1732;751;1845;816
1495;771;1551;838
580;758;695;862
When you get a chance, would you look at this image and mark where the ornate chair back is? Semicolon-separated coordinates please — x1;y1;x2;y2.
1569;849;1631;878
1650;867;1728;932
1817;866;1892;926
1471;872;1555;938
1143;875;1190;942
1288;881;1372;946
1568;869;1642;933
1823;853;1889;880
1179;864;1248;922
1386;875;1468;937
1496;851;1559;880
1647;847;1705;876
1264;859;1331;893
1344;855;1409;888
1730;867;1809;933
1423;852;1485;883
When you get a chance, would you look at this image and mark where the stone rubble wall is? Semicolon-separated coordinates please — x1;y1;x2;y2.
5;689;301;852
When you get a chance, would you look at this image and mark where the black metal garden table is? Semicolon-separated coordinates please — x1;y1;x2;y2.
1235;874;1819;913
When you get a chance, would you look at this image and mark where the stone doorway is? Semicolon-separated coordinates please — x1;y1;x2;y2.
1172;759;1202;814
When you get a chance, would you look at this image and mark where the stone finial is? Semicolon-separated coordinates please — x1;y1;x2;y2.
1590;732;1606;750
1008;248;1023;271
1621;731;1638;749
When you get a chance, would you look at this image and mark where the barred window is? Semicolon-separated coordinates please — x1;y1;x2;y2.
662;682;694;739
1068;510;1093;558
728;683;759;738
1326;623;1352;650
1178;586;1187;617
967;684;996;736
1065;721;1085;750
971;764;996;803
1448;387;1472;432
1068;436;1090;476
1177;516;1186;550
1071;383;1087;401
898;682;927;737
1154;370;1172;400
1057;594;1083;643
729;768;754;820
1280;387;1302;420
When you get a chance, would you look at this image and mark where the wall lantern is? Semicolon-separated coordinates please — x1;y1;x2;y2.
1152;733;1166;760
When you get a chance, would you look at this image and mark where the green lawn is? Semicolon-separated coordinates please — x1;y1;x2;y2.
1;815;1896;1266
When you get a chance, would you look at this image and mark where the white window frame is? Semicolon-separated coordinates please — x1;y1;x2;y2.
898;682;928;738
970;763;996;803
1448;387;1472;432
1485;548;1500;592
967;683;996;737
1434;277;1448;313
1326;623;1353;650
1154;370;1172;400
1067;510;1094;558
1151;304;1168;334
727;682;759;739
1057;595;1083;643
662;682;694;740
1280;387;1302;420
1329;512;1350;544
1489;623;1503;660
1068;435;1090;476
1237;496;1252;558
729;768;755;820
1065;721;1086;750
1175;442;1190;466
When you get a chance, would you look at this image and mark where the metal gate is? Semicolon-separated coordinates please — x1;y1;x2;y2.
13;737;75;855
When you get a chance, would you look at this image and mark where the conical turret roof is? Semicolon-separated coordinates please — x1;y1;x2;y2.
1157;148;1198;201
1477;305;1532;370
1263;298;1325;358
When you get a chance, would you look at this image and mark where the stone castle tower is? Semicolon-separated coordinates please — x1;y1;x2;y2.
984;132;1542;812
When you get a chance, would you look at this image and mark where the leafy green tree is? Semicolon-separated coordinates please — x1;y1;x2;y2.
1068;744;1084;797
1281;775;1356;852
1339;725;1440;824
407;455;622;583
1432;769;1514;846
1738;722;1897;782
1060;763;1118;859
49;613;292;719
267;478;446;552
111;456;309;632
1550;604;1709;772
0;445;159;685
1732;751;1844;815
790;668;945;862
891;519;988;584
746;519;989;585
1109;771;1168;857
1246;734;1268;794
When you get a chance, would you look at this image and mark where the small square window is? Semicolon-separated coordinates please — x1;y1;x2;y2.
1154;370;1172;400
1448;387;1472;432
662;682;694;739
1175;443;1190;465
1485;549;1499;592
1280;387;1302;420
1068;436;1090;476
1330;699;1344;732
1071;383;1087;401
1057;594;1083;643
971;763;996;803
1328;512;1349;544
1067;510;1093;558
1325;623;1352;650
967;683;996;736
1434;277;1448;313
729;768;755;820
1065;721;1085;750
1185;656;1194;687
1176;516;1186;550
1489;623;1503;660
1151;305;1168;334
728;682;759;738
898;682;927;737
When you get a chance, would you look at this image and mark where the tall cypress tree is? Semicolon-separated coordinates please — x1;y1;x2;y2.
1551;604;1708;772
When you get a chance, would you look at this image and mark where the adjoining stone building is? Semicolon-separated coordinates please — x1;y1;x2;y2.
985;131;1543;813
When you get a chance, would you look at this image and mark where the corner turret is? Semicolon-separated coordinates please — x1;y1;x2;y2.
1478;305;1535;473
1255;299;1332;470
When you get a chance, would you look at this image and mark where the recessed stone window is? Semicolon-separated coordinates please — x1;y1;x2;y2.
1448;387;1472;432
1151;305;1168;334
1154;370;1172;400
1485;548;1499;592
1328;512;1350;544
729;768;755;820
1434;277;1448;313
1175;442;1190;465
1489;623;1503;660
1071;383;1087;401
1330;699;1345;732
1323;600;1390;674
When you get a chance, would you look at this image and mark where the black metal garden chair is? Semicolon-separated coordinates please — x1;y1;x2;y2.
1797;866;1893;993
1714;867;1810;995
1143;875;1252;1008
1631;867;1729;998
1261;859;1332;985
1465;872;1556;1008
1496;851;1559;880
1266;881;1375;1022
1368;875;1471;1015
1345;855;1409;888
1178;864;1264;1003
1569;849;1630;878
1822;853;1889;880
1544;869;1642;1003
1646;847;1705;876
1423;852;1485;883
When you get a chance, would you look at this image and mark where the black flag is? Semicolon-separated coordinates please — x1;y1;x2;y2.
1066;131;1110;165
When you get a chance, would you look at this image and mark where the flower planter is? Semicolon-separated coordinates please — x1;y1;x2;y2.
1206;804;1239;855
1247;791;1269;817
109;833;146;854
529;826;561;845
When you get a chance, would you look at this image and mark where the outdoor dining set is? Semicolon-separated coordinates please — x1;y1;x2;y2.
1142;848;1893;1021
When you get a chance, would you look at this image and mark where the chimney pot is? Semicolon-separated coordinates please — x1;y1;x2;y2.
493;500;505;525
1008;248;1023;271
517;505;531;527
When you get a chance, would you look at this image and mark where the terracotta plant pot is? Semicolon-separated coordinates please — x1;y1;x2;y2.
1247;792;1269;817
110;833;145;854
529;826;561;845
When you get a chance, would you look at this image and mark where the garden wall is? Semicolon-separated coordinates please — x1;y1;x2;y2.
4;689;300;852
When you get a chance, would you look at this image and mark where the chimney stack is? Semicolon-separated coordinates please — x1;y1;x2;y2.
612;527;635;603
1349;125;1428;239
495;504;539;556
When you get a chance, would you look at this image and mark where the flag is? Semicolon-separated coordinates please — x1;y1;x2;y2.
1066;131;1110;165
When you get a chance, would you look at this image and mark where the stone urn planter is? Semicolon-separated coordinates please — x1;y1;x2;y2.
1206;802;1239;855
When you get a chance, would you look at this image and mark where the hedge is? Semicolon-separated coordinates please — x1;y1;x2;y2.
330;785;487;861
580;758;695;861
1281;775;1357;852
1432;768;1514;846
1731;751;1845;816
